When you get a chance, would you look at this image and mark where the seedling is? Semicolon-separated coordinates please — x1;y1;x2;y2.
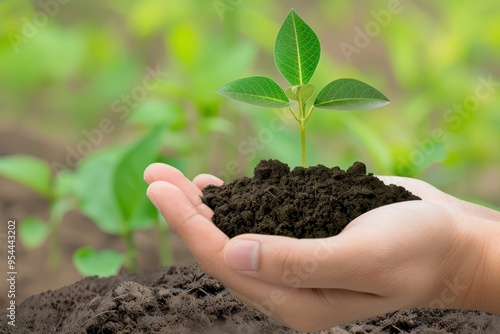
0;127;171;277
218;9;390;167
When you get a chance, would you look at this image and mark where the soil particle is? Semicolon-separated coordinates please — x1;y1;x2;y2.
202;160;421;238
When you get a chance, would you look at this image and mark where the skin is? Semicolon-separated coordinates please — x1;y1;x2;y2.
144;163;500;332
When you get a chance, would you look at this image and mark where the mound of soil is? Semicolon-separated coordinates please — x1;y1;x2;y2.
3;262;499;333
202;160;420;238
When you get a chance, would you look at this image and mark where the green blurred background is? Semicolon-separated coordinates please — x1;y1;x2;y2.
1;0;499;204
0;0;499;305
2;0;499;205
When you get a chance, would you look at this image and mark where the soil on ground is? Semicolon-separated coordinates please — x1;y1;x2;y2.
202;160;420;238
2;262;499;333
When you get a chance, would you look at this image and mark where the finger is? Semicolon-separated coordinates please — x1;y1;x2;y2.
147;181;228;264
223;233;373;291
144;163;213;218
193;174;224;190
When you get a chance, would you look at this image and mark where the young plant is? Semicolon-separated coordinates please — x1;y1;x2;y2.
0;127;171;277
217;9;390;167
0;155;69;269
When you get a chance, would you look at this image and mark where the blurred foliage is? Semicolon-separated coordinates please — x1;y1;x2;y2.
0;0;499;274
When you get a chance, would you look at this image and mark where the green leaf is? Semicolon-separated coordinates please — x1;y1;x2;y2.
19;217;49;249
74;145;128;235
217;76;289;108
274;9;321;86
314;79;390;110
285;84;315;103
73;247;124;277
0;155;52;198
113;127;163;226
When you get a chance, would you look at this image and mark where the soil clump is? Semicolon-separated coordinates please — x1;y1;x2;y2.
202;160;420;238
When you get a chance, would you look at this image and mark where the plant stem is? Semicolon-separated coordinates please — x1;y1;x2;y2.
289;95;313;167
47;215;60;269
298;98;307;167
123;229;138;273
155;216;172;266
300;119;306;167
47;201;61;269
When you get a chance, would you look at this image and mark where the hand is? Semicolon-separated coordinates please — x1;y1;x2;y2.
144;163;500;332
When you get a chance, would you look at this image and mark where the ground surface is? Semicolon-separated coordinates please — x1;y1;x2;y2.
2;262;499;333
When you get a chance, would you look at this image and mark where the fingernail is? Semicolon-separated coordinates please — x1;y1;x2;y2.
225;240;260;272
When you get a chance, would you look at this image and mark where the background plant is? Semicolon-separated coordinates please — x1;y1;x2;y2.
0;125;172;276
218;9;390;166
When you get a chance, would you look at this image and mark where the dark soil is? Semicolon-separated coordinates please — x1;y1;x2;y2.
4;263;285;334
202;160;421;238
2;262;499;334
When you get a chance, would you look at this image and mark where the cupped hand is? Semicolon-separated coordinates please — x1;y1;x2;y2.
144;163;499;332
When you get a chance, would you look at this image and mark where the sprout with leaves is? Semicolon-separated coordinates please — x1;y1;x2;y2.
218;9;390;167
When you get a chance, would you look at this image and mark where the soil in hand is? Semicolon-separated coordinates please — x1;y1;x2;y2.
202;160;420;238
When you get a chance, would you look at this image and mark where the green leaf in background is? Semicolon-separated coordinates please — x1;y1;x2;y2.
73;247;124;277
19;217;49;249
113;127;163;225
314;79;390;110
0;155;52;199
74;146;128;235
217;76;290;108
274;9;321;86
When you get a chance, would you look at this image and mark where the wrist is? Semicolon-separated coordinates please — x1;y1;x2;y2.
461;216;500;314
477;218;500;314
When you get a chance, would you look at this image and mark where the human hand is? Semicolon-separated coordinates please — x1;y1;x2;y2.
144;163;500;332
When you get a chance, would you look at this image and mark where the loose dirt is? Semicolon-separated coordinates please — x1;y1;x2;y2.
202;160;420;238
